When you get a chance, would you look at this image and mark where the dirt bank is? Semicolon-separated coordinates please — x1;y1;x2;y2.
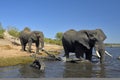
0;39;62;58
0;39;63;66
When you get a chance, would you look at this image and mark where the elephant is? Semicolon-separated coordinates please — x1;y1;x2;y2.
19;29;44;54
62;29;112;63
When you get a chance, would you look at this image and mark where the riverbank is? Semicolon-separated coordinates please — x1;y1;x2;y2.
0;39;63;67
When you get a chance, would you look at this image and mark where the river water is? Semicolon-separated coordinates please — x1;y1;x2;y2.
0;47;120;78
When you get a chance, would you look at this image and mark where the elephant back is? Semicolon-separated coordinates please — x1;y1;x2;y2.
62;29;77;43
19;29;31;41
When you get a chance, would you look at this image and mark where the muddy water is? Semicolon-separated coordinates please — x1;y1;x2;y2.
0;47;120;78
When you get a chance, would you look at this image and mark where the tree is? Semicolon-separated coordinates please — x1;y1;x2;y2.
55;32;63;40
23;27;31;32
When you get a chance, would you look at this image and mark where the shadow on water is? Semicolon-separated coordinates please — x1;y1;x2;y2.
0;47;120;78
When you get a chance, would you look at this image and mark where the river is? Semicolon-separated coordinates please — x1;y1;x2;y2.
0;47;120;78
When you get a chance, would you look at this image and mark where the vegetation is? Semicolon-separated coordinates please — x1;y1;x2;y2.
55;32;63;40
44;32;63;45
44;38;62;45
0;23;5;39
7;26;20;38
0;56;34;67
105;43;120;47
23;27;31;32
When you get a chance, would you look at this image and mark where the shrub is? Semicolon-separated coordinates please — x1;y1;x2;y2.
7;26;20;38
23;27;31;32
0;25;5;39
44;38;62;45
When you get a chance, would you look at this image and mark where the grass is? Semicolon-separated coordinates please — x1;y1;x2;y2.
0;56;34;67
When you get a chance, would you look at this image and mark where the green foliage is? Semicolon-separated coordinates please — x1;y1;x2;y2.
0;23;5;39
55;32;63;40
7;26;20;38
44;38;62;45
23;27;31;32
44;32;63;45
105;43;120;47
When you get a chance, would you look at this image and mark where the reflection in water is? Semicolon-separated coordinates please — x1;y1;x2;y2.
19;64;45;78
63;62;106;78
0;66;21;78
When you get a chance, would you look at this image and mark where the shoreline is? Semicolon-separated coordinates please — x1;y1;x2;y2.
0;39;63;67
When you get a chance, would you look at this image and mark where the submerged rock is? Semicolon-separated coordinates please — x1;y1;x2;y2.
117;56;120;60
30;59;45;72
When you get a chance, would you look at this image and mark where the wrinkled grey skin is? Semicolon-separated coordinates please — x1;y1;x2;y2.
19;30;44;54
62;29;106;63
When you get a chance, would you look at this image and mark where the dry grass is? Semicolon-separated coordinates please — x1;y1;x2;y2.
0;56;34;67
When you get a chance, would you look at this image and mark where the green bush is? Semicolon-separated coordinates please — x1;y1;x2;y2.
23;27;31;32
44;32;63;45
0;26;5;39
8;26;20;38
44;38;62;45
55;32;63;40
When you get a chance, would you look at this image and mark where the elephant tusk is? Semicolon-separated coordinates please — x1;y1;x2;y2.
105;51;113;57
96;51;101;58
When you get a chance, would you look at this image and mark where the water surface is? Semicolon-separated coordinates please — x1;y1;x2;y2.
0;47;120;78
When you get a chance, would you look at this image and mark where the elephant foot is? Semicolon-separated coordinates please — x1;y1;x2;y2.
27;50;35;53
20;49;26;52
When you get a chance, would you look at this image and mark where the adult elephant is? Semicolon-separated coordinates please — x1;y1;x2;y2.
19;29;44;54
62;29;112;63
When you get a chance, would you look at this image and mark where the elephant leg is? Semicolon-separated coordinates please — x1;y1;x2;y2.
35;42;39;54
21;44;26;51
23;43;26;51
20;40;26;51
85;49;92;61
28;41;32;53
75;46;84;58
62;44;70;58
64;50;69;58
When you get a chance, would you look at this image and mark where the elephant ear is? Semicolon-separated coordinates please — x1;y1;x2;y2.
31;32;37;41
76;30;91;49
95;29;107;41
76;29;106;50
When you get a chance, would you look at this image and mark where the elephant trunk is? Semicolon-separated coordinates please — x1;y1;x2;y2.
40;38;44;49
94;41;106;63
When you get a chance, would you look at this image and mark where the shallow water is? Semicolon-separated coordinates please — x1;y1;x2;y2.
0;47;120;78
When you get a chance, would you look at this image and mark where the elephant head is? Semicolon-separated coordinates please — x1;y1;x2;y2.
92;29;112;63
31;31;44;49
76;29;112;63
